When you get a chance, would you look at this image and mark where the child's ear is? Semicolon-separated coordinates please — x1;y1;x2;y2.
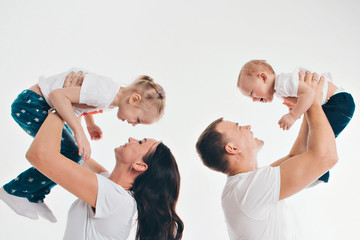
128;94;142;104
259;72;268;83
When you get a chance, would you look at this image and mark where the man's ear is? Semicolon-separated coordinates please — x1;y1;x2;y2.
259;72;268;83
132;162;148;172
225;143;240;154
128;94;142;104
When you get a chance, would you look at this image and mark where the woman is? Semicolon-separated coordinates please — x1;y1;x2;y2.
25;76;184;239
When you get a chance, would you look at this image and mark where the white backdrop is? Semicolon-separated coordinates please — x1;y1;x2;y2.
1;0;359;239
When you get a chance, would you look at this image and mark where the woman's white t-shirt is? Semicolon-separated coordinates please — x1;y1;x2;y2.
63;172;137;240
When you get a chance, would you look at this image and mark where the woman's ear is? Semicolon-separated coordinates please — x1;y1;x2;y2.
225;143;240;154
128;94;142;104
132;162;148;172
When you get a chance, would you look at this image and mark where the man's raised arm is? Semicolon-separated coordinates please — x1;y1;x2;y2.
278;72;338;200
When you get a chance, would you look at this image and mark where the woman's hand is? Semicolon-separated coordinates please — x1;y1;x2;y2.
63;71;85;88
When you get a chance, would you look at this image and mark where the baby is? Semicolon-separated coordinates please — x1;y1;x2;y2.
237;60;355;184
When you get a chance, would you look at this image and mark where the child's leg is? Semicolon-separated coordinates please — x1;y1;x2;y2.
24;123;82;203
2;123;80;222
1;90;81;221
3;90;50;199
1;90;49;218
318;92;355;183
3;123;81;202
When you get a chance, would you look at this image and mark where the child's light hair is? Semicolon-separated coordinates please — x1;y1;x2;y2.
237;60;275;87
125;75;166;117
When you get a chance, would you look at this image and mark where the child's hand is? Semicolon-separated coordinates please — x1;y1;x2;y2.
87;124;103;140
278;113;297;131
74;130;91;161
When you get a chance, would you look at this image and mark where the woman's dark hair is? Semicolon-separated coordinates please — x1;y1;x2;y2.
131;142;184;240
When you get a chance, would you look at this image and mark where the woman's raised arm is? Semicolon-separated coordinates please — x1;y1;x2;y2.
26;112;98;207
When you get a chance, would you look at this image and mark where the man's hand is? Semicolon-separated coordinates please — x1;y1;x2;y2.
301;71;325;105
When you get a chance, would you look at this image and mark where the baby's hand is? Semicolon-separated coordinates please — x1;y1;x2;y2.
74;130;91;161
87;124;103;140
278;113;297;131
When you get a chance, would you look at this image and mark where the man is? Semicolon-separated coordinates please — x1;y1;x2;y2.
195;72;338;239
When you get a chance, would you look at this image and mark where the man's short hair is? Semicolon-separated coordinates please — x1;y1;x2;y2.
195;118;229;174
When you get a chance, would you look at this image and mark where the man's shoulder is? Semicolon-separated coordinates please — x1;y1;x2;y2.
223;166;277;195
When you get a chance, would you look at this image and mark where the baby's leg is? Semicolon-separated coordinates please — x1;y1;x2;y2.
318;92;355;183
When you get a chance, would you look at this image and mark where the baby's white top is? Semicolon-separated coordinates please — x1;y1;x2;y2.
38;67;120;117
63;172;137;240
275;67;332;105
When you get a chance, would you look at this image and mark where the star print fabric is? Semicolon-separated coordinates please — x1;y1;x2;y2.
3;90;82;203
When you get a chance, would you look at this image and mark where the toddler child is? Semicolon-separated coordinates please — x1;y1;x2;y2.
0;68;165;222
237;60;355;184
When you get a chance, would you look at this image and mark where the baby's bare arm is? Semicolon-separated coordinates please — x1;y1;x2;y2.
289;79;316;119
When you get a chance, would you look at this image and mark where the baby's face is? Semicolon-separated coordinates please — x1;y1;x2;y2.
238;75;274;103
117;103;159;126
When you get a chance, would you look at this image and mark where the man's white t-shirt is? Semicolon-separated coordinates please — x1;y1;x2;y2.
63;172;137;240
38;67;120;117
275;67;332;105
222;166;296;240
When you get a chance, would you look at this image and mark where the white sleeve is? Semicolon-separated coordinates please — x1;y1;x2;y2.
79;73;119;108
235;166;281;219
94;174;133;218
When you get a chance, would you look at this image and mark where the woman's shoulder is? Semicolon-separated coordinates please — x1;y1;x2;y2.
96;173;134;199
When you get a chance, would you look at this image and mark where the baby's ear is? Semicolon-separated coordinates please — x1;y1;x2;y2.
259;72;268;83
129;94;142;104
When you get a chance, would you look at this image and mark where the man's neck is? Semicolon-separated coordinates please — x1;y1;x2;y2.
227;157;258;176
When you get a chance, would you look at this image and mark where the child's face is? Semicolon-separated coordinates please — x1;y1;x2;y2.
117;103;159;126
239;75;274;103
